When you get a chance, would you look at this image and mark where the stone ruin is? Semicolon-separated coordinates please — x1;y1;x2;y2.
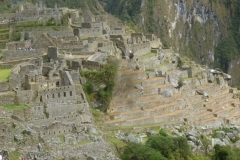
0;1;221;159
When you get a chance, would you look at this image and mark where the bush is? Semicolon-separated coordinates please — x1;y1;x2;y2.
80;58;119;111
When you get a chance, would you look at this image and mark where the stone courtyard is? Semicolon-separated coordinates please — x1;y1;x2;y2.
0;1;239;160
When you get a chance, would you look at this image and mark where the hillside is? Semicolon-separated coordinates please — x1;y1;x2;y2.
102;0;240;85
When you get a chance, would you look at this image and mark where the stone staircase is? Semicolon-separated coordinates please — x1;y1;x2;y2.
104;50;240;127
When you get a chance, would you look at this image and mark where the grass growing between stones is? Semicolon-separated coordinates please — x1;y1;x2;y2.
0;68;11;82
92;108;103;122
58;135;65;142
3;104;29;111
107;137;126;148
139;52;156;59
156;60;169;68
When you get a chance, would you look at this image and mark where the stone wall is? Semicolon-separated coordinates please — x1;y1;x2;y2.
108;29;125;35
46;103;85;118
0;82;9;92
127;42;151;56
0;92;15;105
78;28;102;36
39;122;73;137
6;41;31;50
82;60;101;70
22;26;71;32
0;123;13;143
58;42;83;49
17;90;34;104
38;85;76;104
2;49;44;62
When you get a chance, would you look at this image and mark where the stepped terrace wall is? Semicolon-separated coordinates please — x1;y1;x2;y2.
1;49;44;62
21;26;71;32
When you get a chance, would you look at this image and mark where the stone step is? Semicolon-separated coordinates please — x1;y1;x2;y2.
186;94;204;103
203;93;233;108
198;117;223;127
209;89;230;98
196;84;221;94
114;76;166;90
207;99;238;112
154;109;186;123
125;116;155;126
114;83;174;100
193;111;214;121
104;118;125;125
110;93;179;113
145;100;182;115
109;109;151;120
214;106;239;118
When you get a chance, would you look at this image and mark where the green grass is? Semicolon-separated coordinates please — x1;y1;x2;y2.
139;52;157;59
0;28;9;33
3;104;29;111
0;68;11;82
0;118;12;123
0;39;8;43
0;32;9;36
156;60;170;68
58;135;65;142
92;108;103;122
107;137;126;148
9;150;19;160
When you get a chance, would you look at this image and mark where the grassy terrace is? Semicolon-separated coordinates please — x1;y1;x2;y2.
139;52;156;59
0;104;29;111
0;68;11;82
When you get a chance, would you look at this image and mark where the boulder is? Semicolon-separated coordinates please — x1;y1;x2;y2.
216;131;225;139
146;130;158;136
226;133;236;141
212;138;226;146
159;89;173;97
187;136;198;144
125;134;141;143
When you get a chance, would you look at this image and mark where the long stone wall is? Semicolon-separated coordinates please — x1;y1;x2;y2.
2;49;44;62
22;26;71;32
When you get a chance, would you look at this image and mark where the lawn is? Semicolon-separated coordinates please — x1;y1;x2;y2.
3;104;29;111
0;68;11;82
139;52;157;59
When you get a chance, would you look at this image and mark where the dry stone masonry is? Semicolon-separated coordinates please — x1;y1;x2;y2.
0;1;239;160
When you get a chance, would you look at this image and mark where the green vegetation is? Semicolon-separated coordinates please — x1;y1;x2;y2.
92;108;103;122
9;150;20;160
81;58;119;111
104;0;142;28
139;52;156;59
108;137;127;148
120;130;209;160
0;68;11;82
3;104;29;111
58;135;65;142
212;144;240;160
12;32;21;41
